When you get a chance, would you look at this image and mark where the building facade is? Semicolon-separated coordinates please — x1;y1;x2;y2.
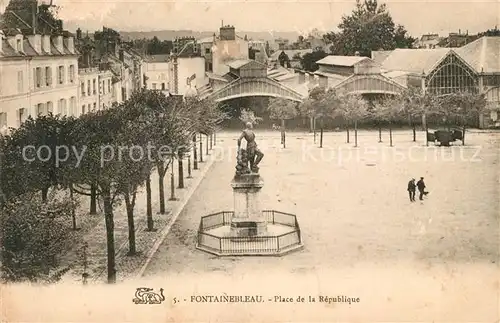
0;30;79;130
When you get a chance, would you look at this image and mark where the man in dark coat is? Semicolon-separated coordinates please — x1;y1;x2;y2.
407;178;416;202
416;177;427;200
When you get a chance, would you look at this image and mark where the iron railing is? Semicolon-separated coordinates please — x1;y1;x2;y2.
197;210;302;254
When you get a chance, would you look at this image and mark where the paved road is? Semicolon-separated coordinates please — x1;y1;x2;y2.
141;131;499;321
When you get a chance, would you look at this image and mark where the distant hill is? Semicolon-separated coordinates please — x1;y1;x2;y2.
119;30;300;42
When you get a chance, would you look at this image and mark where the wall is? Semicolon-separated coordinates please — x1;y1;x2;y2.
79;68;100;114
0;55;79;129
177;57;207;95
212;38;249;76
145;61;171;90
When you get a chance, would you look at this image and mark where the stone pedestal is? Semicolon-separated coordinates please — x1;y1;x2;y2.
230;173;267;237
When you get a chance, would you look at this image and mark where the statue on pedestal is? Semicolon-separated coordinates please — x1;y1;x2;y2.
236;122;264;175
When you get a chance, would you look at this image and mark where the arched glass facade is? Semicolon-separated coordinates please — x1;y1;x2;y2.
425;53;479;95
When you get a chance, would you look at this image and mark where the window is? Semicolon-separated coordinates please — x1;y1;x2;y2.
81;82;85;96
58;99;67;116
70;97;76;116
426;53;478;95
35;67;42;88
69;65;75;83
37;103;45;116
58;66;65;84
17;71;23;93
87;104;91;112
81;105;86;115
100;80;103;95
93;79;96;94
205;48;210;54
16;39;21;51
152;83;157;90
46;101;53;114
0;112;7;129
45;67;52;86
161;83;166;90
93;103;97;111
108;80;111;93
18;108;26;126
87;80;91;95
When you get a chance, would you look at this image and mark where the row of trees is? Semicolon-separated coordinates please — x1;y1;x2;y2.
0;89;226;283
266;86;487;148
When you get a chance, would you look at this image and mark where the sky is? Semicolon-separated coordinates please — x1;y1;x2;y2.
1;0;499;37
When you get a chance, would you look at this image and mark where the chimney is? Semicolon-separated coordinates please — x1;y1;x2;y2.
76;28;82;40
64;36;75;54
28;34;42;53
459;29;461;34
42;35;51;54
220;25;235;41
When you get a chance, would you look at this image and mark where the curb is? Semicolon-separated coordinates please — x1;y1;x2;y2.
135;149;221;278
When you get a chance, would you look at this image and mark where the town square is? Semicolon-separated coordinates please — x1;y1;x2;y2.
0;0;499;322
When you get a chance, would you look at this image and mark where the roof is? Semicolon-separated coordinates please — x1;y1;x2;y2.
316;55;369;67
227;59;252;69
455;36;500;73
145;54;170;63
0;36;77;58
269;49;312;61
371;50;393;64
198;36;214;44
380;48;450;74
382;70;413;79
206;72;229;82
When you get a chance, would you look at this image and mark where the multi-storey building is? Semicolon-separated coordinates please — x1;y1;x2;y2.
0;29;79;130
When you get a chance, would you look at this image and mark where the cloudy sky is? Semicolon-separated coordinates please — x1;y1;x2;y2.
1;0;499;36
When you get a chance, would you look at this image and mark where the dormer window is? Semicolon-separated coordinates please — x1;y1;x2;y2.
16;39;21;51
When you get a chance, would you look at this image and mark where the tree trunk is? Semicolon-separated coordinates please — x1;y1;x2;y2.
90;183;97;215
70;184;77;230
210;133;213;150
214;131;216;146
199;134;203;163
178;158;184;189
41;187;49;203
281;119;286;148
102;186;116;284
389;126;393;147
145;174;154;231
313;117;317;144
157;163;166;214
424;113;429;147
206;134;209;155
193;135;198;170
346;122;350;144
378;125;382;143
169;161;177;201
354;120;358;148
124;192;136;256
412;125;416;142
462;122;466;146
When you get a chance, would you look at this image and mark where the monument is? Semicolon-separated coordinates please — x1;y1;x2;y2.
231;122;266;237
196;121;303;256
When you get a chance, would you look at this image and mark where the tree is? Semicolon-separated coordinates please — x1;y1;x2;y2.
239;109;263;125
299;87;338;147
267;98;299;148
300;50;328;72
336;93;369;147
401;86;433;142
1;193;73;283
324;0;415;57
372;96;405;146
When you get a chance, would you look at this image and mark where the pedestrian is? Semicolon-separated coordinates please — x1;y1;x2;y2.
407;178;416;202
416;177;428;200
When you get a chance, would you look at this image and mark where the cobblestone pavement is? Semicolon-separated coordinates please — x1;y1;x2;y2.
59;134;230;284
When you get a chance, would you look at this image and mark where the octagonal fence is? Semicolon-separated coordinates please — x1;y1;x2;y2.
197;210;302;255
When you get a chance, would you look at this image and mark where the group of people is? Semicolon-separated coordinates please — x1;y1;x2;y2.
407;177;429;202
